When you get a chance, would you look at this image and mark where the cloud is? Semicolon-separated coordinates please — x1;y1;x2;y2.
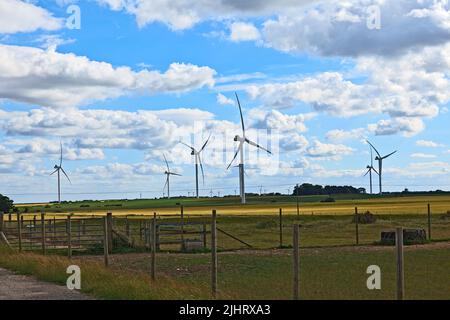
306;140;353;159
229;22;261;42
326;128;366;142
368;118;425;137
387;161;450;178
97;0;314;31
248;109;312;132
0;107;215;151
0;0;63;34
411;153;437;159
77;162;166;178
0;44;216;108
247;42;450;136
416;139;444;148
262;0;450;57
217;93;235;105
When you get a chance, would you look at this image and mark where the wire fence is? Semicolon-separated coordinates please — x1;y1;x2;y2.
2;203;449;254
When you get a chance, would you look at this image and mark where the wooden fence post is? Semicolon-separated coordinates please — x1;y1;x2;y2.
17;213;22;252
41;213;46;255
144;221;150;251
8;213;12;222
125;216;130;237
296;184;300;217
180;205;185;246
67;215;72;259
293;224;300;300
53;216;56;248
103;216;109;267
427;203;432;240
151;212;156;281
202;223;207;249
279;208;283;248
396;227;404;300
211;210;218;299
0;212;4;233
107;212;113;253
355;207;359;245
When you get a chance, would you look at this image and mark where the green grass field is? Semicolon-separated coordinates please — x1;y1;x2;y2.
14;193;450;218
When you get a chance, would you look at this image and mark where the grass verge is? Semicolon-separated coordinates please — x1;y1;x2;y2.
0;246;209;300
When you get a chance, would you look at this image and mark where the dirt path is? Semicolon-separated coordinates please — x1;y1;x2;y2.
0;267;93;300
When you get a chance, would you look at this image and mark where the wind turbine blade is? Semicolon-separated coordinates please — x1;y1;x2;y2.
170;172;182;176
163;153;170;171
198;154;205;185
371;167;379;175
60;167;72;184
364;169;370;177
366;140;381;158
199;132;212;153
245;139;272;154
235;92;245;135
163;175;169;191
50;169;58;176
179;141;195;151
59;141;63;167
370;147;373;167
382;150;397;159
227;142;242;170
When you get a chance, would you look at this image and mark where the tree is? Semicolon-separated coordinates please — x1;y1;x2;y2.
0;194;14;213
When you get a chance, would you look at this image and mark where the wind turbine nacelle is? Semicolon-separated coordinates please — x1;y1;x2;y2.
164;171;169;175
191;150;195;156
366;165;371;169
54;165;59;169
234;135;239;141
375;156;381;160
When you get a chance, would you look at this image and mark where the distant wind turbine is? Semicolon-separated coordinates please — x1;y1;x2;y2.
179;133;211;198
162;154;181;199
227;93;271;204
366;140;397;195
364;147;378;194
50;142;71;203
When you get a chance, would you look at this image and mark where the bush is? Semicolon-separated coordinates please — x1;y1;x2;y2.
0;194;14;213
320;197;336;203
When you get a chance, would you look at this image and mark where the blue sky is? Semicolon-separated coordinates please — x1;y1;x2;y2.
1;0;450;203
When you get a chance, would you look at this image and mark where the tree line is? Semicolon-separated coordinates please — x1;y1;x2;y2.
292;183;365;196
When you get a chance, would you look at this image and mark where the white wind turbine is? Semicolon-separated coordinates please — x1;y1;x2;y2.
179;133;211;198
364;147;378;194
366;140;397;195
162;153;181;199
50;142;71;203
227;93;271;204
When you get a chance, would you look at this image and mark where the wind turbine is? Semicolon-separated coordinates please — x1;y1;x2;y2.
366;140;397;195
162;154;181;199
364;147;378;194
50;142;71;203
227;93;272;204
179;133;211;198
